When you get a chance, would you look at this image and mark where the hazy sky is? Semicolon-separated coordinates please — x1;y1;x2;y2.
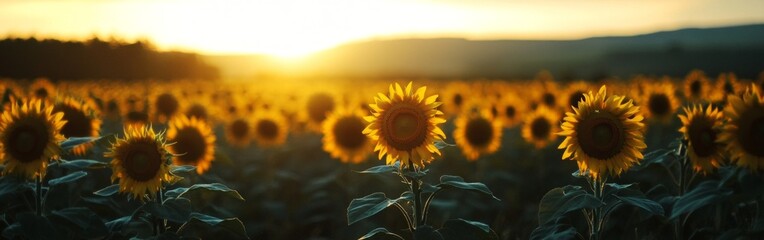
2;0;763;57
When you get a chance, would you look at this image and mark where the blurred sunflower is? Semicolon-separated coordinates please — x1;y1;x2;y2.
496;94;525;128
225;118;252;147
537;82;560;109
106;125;173;200
441;82;470;117
684;70;711;102
322;108;372;163
363;82;446;170
0;98;65;179
306;92;336;131
558;86;646;179
167;116;215;174
720;85;764;171
252;111;288;148
53;96;102;155
641;80;679;122
453;109;502;160
151;92;182;123
521;106;559;149
29;78;56;101
563;81;591;111
679;105;725;174
712;73;742;103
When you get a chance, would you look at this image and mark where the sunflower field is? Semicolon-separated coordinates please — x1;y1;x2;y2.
1;70;764;240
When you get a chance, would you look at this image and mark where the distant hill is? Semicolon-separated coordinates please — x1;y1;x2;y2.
208;24;764;80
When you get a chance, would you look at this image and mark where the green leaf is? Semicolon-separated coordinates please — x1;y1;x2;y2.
60;135;113;151
170;165;197;176
359;227;405;240
347;192;410;225
1;212;59;239
54;159;108;170
164;187;189;199
357;165;398;175
671;180;733;219
136;198;193;223
614;195;665;216
48;207;108;239
177;213;248;239
177;183;245;201
538;185;603;225
94;184;120;197
530;224;578;240
48;171;88;186
434;140;456;149
415;225;444;240
437;175;499;201
436;219;498;240
631;149;675;171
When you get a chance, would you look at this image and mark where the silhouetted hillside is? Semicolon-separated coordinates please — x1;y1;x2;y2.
290;24;764;80
0;37;219;81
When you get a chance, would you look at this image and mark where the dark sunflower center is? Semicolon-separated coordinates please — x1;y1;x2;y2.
256;119;279;140
690;80;702;95
568;91;585;109
156;93;179;116
6;121;49;163
125;111;148;123
648;94;671;116
172;127;206;164
186;104;208;120
332;116;367;149
54;105;92;138
687;117;717;157
530;117;551;140
453;94;463;107
724;81;734;94
465;117;493;147
34;88;49;99
382;104;428;151
122;142;162;182
106;100;119;113
504;106;516;118
230;120;249;139
577;112;625;159
307;93;335;123
737;108;764;157
542;93;556;107
228;105;237;114
490;106;498;118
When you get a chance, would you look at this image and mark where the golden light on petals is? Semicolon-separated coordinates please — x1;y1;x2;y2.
53;96;102;156
225;118;252;147
362;82;446;170
678;104;726;174
558;86;646;180
684;70;711;103
719;85;764;171
322;107;373;164
0;98;65;180
167;115;216;174
454;109;503;160
521;106;559;149
105;125;173;200
252;111;289;148
641;80;679;123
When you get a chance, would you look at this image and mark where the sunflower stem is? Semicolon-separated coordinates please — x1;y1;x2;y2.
156;189;165;235
407;161;424;229
35;175;42;217
589;176;605;240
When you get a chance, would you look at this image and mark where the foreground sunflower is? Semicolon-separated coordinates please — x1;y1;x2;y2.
53;97;102;155
252;111;288;148
679;105;725;174
106;125;173;200
641;80;679;122
363;82;446;169
558;86;646;179
720;86;764;171
521;106;559;149
453;110;503;160
0;98;65;179
322;108;373;163
167;115;216;174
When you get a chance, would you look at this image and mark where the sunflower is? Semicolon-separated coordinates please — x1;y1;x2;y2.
167;115;216;174
563;81;591;111
252;111;288;148
558;86;646;179
496;93;525;128
322;108;373;163
719;85;764;171
29;78;56;101
52;96;102;156
305;92;336;131
362;82;446;170
641;80;679;122
151;92;182;123
679;105;725;174
185;102;211;123
453;109;503;160
106;125;173;200
712;73;742;103
521;106;559;149
0;98;65;179
225;118;252;147
684;70;711;103
441;82;470;117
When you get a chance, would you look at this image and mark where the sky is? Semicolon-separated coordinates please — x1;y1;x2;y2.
2;0;763;58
